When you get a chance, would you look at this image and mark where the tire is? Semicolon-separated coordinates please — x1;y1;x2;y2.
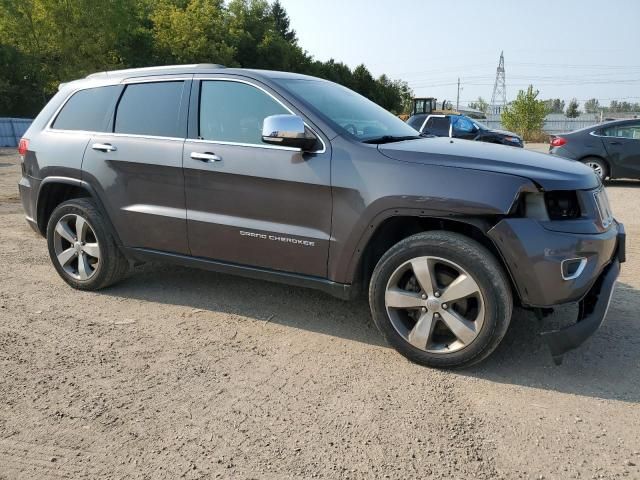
369;231;512;369
46;198;129;290
582;157;608;181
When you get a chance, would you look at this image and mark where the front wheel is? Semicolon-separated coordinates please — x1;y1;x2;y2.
369;231;512;368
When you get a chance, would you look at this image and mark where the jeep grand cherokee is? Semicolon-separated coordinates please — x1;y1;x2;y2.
18;64;625;368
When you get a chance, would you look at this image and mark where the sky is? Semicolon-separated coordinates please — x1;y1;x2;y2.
277;0;640;108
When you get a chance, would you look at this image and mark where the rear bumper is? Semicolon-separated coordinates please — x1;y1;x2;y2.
18;174;40;233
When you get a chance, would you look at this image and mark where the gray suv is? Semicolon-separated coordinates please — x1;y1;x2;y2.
18;64;625;368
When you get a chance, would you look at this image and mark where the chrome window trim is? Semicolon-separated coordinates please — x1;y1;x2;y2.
45;129;184;142
195;76;327;154
186;137;301;152
45;76;327;154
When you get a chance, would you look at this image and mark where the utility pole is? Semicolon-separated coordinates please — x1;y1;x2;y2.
456;78;460;111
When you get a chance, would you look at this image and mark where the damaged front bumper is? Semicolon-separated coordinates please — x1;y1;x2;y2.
541;222;625;364
541;257;619;364
489;219;626;364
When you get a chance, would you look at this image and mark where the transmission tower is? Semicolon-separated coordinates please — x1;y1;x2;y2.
490;51;507;114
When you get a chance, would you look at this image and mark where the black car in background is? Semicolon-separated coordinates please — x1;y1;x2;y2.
407;113;524;147
550;119;640;180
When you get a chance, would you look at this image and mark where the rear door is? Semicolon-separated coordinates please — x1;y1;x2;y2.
82;77;191;254
183;77;332;277
601;122;640;177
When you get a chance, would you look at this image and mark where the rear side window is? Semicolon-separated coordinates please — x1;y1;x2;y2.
425;116;450;135
115;81;184;137
601;123;640;140
52;86;119;131
199;80;288;144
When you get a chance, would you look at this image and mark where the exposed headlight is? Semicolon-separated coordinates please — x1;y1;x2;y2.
504;136;521;143
544;191;581;220
515;191;581;221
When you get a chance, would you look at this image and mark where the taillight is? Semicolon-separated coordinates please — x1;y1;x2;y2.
18;138;29;156
550;136;566;147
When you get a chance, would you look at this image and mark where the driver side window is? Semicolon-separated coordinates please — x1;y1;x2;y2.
199;80;289;145
452;116;475;133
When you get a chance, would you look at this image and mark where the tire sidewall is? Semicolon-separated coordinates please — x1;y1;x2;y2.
46;200;110;289
369;232;512;368
584;157;608;180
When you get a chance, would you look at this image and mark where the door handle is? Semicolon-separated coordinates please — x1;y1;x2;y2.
608;141;622;145
92;143;117;152
190;152;222;162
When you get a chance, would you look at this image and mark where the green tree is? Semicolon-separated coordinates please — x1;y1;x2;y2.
0;0;151;110
584;98;600;114
501;85;546;140
565;98;580;118
542;98;565;114
150;0;235;65
468;96;488;114
271;0;296;42
0;0;413;116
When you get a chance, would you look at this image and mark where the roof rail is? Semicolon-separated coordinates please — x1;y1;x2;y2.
86;63;225;79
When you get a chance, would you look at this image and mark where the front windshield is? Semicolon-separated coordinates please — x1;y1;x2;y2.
275;78;419;142
472;119;488;130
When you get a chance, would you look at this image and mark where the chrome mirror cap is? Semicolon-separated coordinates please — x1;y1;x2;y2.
262;114;317;151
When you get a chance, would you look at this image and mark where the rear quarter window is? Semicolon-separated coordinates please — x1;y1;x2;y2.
114;81;185;138
51;86;119;132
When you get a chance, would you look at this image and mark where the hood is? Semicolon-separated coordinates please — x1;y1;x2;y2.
378;137;599;191
487;128;520;139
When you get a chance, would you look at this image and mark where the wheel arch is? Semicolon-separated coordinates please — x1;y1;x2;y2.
578;155;611;178
36;177;122;247
351;214;520;302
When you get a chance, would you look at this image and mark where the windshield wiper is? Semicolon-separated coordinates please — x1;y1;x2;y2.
362;135;421;145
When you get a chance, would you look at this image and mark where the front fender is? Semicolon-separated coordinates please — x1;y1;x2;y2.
327;141;537;283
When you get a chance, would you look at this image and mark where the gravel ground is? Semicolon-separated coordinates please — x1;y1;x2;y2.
0;147;639;479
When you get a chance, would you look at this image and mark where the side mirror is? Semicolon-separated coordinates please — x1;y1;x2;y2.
262;114;318;151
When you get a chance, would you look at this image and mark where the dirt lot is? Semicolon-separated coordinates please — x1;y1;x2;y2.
0;147;638;479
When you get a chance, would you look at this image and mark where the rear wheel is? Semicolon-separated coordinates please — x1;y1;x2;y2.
47;198;129;290
583;157;608;180
369;231;512;368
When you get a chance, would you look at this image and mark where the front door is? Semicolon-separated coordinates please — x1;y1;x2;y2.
183;78;332;277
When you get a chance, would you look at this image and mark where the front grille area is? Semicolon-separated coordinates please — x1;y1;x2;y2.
593;188;613;229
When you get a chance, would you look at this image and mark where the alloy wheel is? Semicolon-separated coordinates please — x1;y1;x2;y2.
384;256;485;353
585;161;604;180
53;213;101;280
